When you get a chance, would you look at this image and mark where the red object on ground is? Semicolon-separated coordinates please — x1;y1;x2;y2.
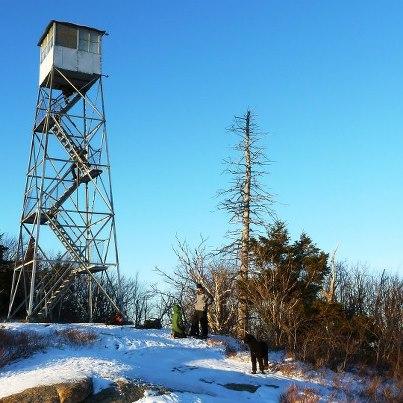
112;312;124;325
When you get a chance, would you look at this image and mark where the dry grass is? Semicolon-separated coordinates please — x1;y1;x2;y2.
332;373;342;390
362;375;382;401
382;385;402;402
56;328;98;345
0;329;45;368
284;351;295;360
359;375;402;402
279;384;320;403
223;343;239;358
280;362;299;376
206;338;223;347
225;349;238;358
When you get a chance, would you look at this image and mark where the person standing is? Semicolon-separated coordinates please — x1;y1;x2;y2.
190;283;213;339
70;148;88;183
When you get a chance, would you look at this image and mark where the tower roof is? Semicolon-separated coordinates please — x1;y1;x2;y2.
38;20;107;46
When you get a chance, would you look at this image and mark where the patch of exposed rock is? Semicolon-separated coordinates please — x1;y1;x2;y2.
0;378;93;403
84;379;169;402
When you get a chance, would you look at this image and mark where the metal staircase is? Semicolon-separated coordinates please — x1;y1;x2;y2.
34;88;88;133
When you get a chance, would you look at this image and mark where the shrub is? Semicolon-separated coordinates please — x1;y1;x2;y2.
56;328;98;345
0;329;45;368
359;376;402;402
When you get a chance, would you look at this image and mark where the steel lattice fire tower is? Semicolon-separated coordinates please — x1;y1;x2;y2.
8;21;121;321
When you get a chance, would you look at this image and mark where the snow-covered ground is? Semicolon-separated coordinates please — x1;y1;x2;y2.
0;323;363;402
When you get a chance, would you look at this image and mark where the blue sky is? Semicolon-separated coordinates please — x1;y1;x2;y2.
1;1;402;281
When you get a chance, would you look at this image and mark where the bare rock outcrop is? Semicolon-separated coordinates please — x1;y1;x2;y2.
0;378;93;403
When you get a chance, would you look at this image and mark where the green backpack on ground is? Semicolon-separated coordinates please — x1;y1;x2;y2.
171;304;186;338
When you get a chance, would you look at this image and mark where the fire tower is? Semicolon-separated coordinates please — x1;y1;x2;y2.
8;21;121;321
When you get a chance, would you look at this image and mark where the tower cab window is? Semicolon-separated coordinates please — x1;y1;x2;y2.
55;25;77;49
79;29;100;54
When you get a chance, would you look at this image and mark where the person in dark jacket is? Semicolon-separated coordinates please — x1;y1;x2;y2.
189;283;213;339
70;149;88;183
171;303;186;338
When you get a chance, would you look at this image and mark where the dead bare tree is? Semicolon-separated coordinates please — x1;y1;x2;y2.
218;110;274;337
323;246;339;303
155;237;238;334
149;291;176;326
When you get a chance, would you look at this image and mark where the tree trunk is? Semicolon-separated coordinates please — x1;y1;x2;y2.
237;110;251;338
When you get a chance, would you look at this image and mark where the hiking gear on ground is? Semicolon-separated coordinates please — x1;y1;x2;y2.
171;304;186;338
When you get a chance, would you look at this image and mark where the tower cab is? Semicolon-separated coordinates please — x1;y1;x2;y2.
38;21;105;90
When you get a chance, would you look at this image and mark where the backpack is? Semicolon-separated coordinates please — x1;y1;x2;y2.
171;304;186;338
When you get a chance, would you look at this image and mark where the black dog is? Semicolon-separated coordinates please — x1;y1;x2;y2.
243;333;269;374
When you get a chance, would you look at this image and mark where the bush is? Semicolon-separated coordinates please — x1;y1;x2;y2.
56;328;98;345
0;328;45;368
0;327;98;368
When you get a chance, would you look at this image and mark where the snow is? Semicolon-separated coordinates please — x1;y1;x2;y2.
0;323;339;401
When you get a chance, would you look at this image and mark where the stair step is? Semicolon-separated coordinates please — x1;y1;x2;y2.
36;261;99;318
34;90;86;134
